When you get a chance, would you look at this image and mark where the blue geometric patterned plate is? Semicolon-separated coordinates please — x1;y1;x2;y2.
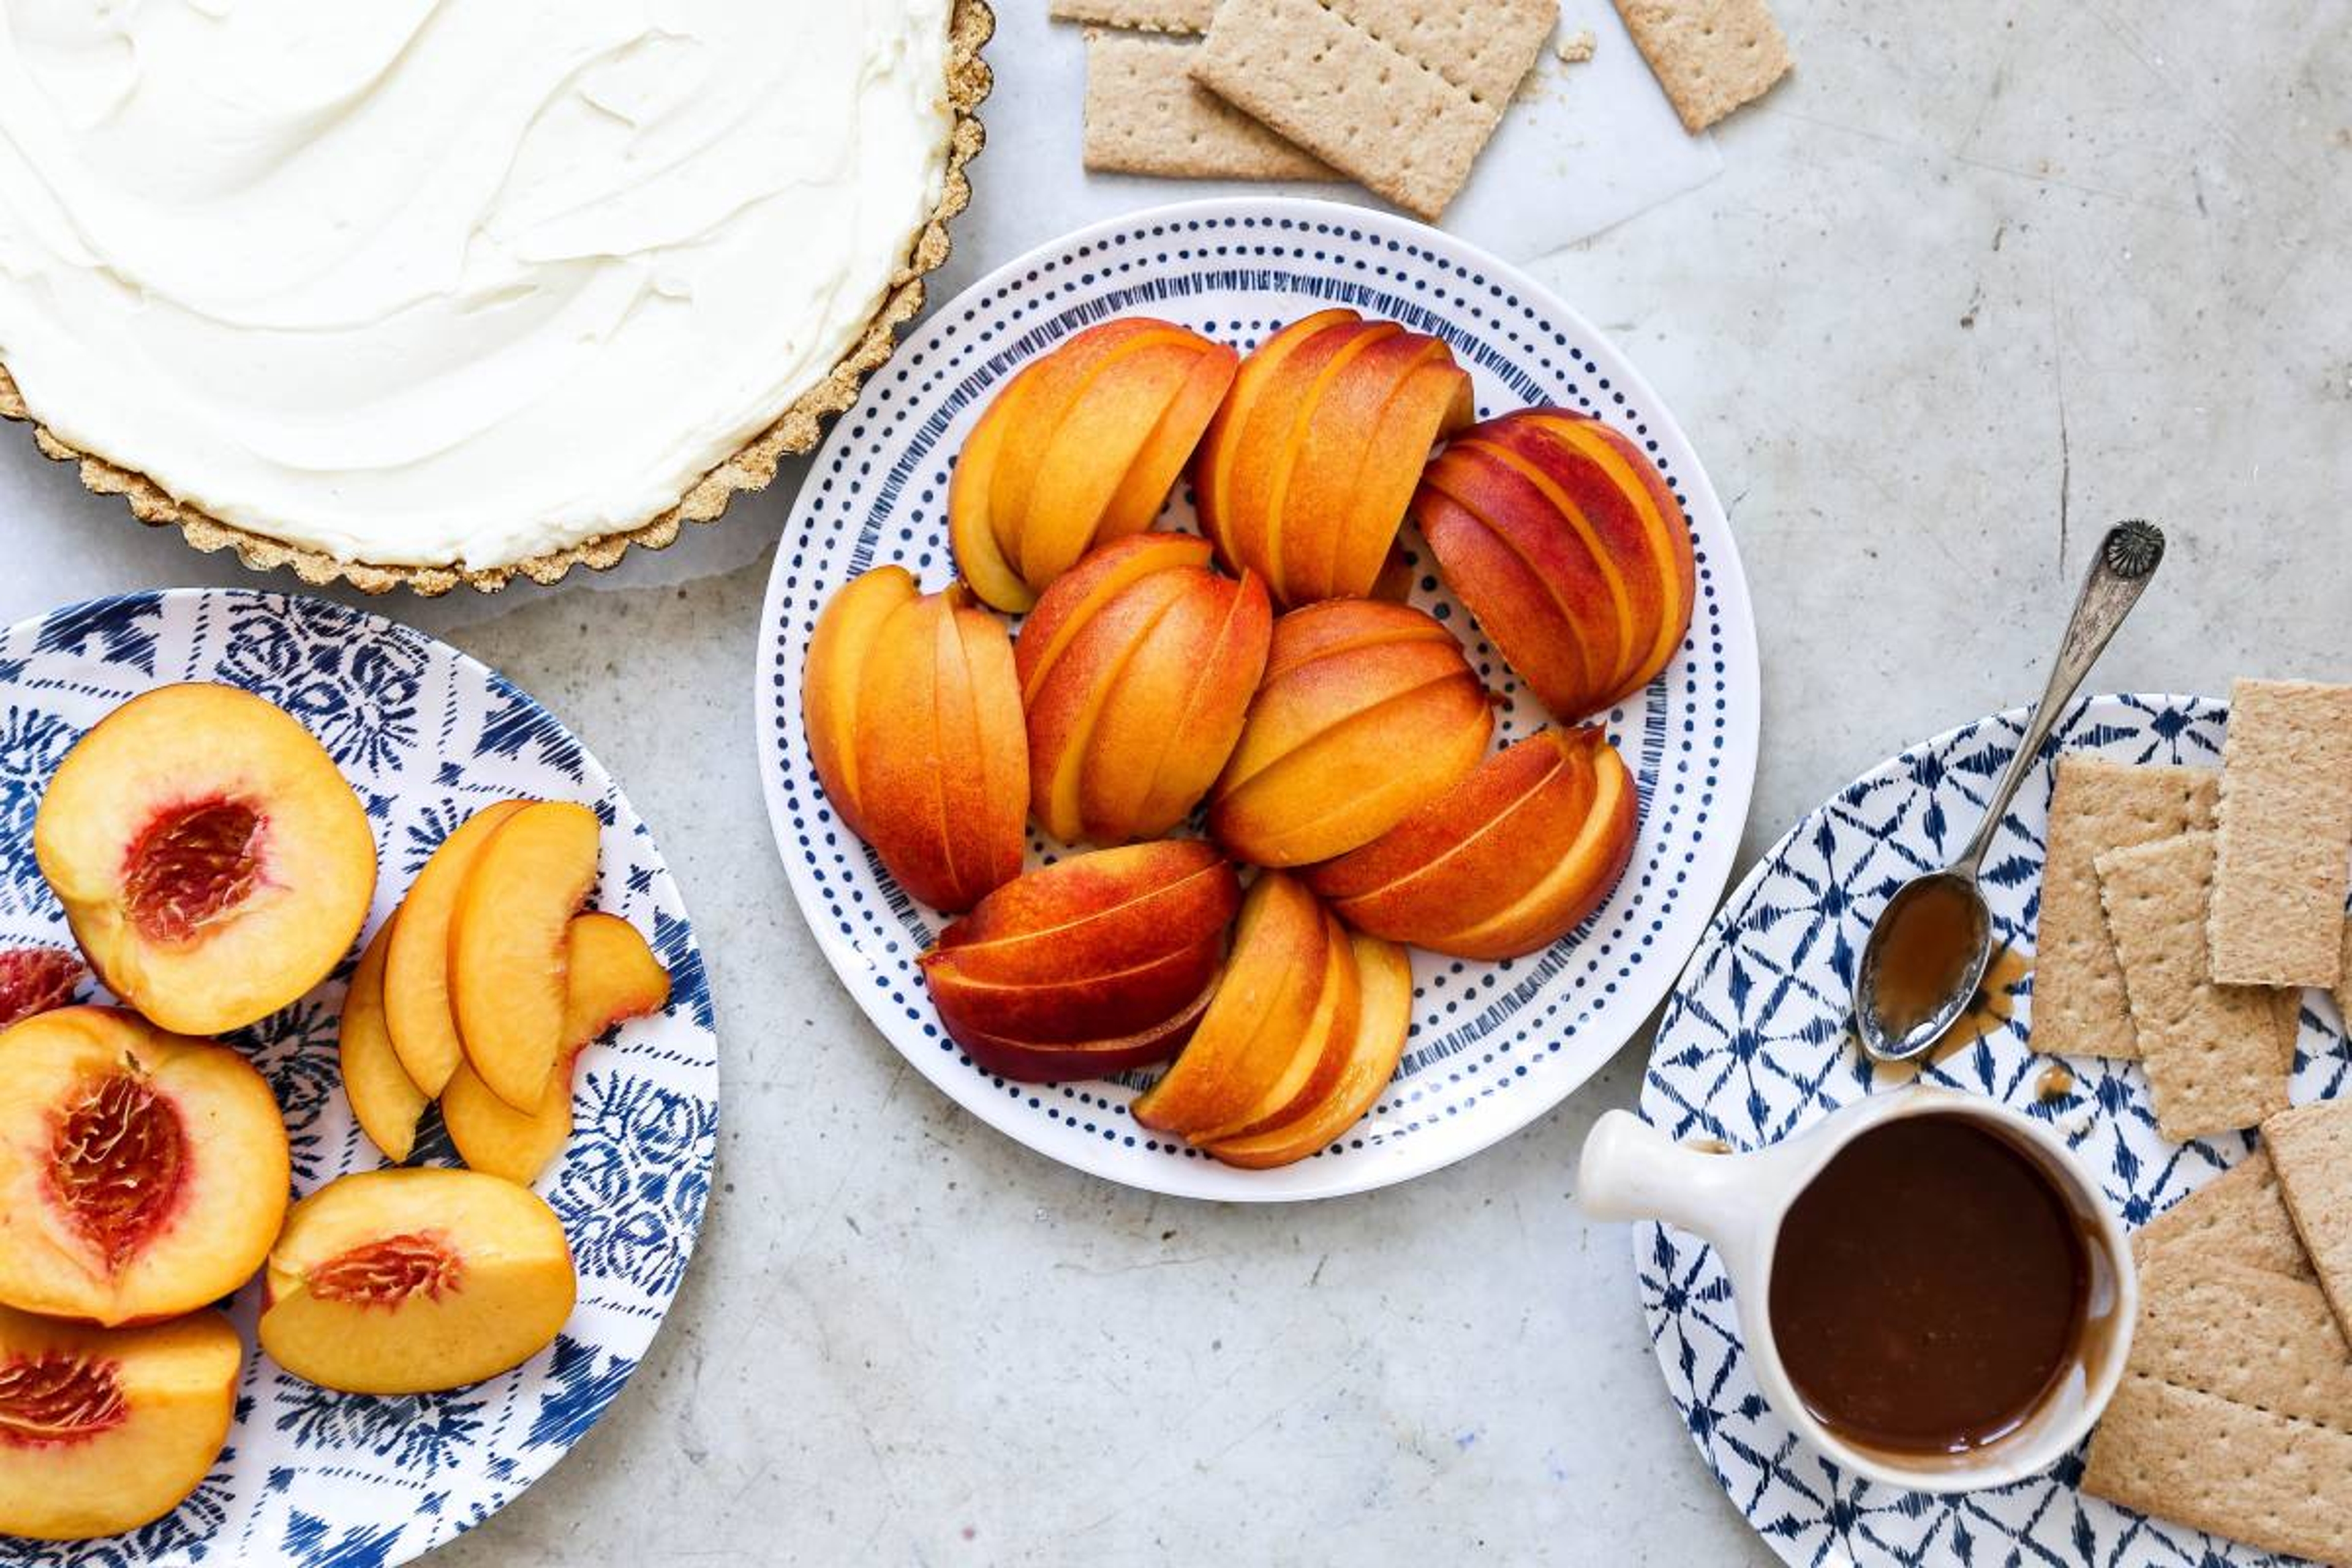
0;589;717;1567
756;196;1760;1200
1638;692;2346;1567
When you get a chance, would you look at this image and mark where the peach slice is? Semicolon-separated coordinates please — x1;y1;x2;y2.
1192;310;1472;605
1415;408;1696;721
258;1167;575;1395
848;586;1029;912
921;841;1240;1082
1306;727;1639;959
1208;600;1493;867
949;319;1238;611
802;567;919;838
449;801;600;1112
339;922;427;1164
0;1303;240;1541
1017;533;1272;845
443;913;671;1186
34;682;377;1036
0;946;84;1030
1204;933;1413;1169
382;801;530;1097
1191;906;1360;1144
1129;873;1333;1136
0;1006;288;1327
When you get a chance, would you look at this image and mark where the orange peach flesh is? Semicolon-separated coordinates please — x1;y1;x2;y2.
260;1168;576;1396
0;1304;241;1541
0;1007;288;1327
1189;907;1360;1144
1098;342;1240;539
339;922;427;1165
802;566;921;836
1022;567;1193;842
1194;309;1355;570
1281;329;1444;600
34;682;376;1036
443;913;671;1186
1129;873;1330;1136
1204;933;1413;1169
383;801;530;1098
448;801;601;1112
1017;340;1206;588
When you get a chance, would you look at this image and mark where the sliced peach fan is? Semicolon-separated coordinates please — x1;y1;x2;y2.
32;682;375;1036
448;801;601;1112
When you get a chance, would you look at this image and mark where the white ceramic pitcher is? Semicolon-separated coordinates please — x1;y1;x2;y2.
1578;1087;2138;1493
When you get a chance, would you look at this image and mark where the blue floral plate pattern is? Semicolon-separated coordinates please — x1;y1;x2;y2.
0;589;717;1567
1638;693;2348;1567
755;196;1762;1200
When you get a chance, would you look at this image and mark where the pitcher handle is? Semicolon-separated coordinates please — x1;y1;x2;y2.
1578;1110;1765;1246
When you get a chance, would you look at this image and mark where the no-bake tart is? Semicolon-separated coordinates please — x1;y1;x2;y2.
0;0;992;594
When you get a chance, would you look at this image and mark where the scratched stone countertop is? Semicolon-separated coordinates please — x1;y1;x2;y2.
4;2;2349;1563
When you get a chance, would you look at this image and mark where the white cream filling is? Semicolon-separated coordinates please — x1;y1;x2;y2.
0;0;954;570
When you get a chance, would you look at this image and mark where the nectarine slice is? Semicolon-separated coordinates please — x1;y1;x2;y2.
259;1167;575;1395
1130;873;1332;1137
1017;341;1206;587
1190;907;1360;1144
0;1006;288;1326
1016;532;1216;702
383;800;530;1097
339;922;427;1164
1210;601;1493;867
1098;341;1240;539
443;912;671;1186
449;801;601;1111
0;1303;240;1541
0;946;83;1030
1326;355;1474;600
802;567;920;836
1204;933;1412;1169
34;682;376;1036
956;982;1216;1084
850;587;1028;912
1306;728;1638;959
1022;565;1194;842
1194;309;1354;566
948;369;1045;612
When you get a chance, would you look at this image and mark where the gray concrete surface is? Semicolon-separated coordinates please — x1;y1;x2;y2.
4;2;2349;1562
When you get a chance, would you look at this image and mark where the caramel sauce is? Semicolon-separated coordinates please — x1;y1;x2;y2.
1769;1114;2090;1455
1869;879;1985;1039
2037;1064;2076;1102
1872;945;2033;1076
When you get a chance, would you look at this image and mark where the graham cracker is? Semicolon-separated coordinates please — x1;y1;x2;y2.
2266;1099;2352;1349
2097;831;2292;1142
2211;678;2352;988
1052;0;1220;29
2338;913;2352;1033
2032;759;2218;1059
2084;1248;2352;1564
1190;0;1558;220
1613;0;1793;134
1085;32;1340;180
2132;1148;2315;1283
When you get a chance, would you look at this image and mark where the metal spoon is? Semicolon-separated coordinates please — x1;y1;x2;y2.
1853;520;2166;1063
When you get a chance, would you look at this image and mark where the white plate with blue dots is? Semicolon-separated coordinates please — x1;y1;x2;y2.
754;196;1759;1200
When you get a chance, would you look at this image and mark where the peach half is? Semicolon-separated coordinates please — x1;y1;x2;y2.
1306;727;1638;959
950;318;1239;612
449;801;601;1113
34;682;377;1036
1016;533;1272;845
339;922;428;1164
258;1168;576;1395
1201;933;1413;1170
0;946;85;1030
1414;408;1696;721
1193;309;1472;606
804;573;1028;913
0;1303;240;1541
443;912;671;1186
0;1007;289;1327
919;840;1241;1082
1208;600;1493;867
383;800;529;1096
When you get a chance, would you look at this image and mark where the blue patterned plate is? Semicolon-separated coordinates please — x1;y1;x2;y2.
756;196;1760;1200
1638;693;2347;1567
0;589;717;1567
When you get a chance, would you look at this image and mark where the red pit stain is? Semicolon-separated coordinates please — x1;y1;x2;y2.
309;1233;463;1308
51;1071;186;1273
0;948;84;1030
123;799;264;944
0;1353;129;1448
